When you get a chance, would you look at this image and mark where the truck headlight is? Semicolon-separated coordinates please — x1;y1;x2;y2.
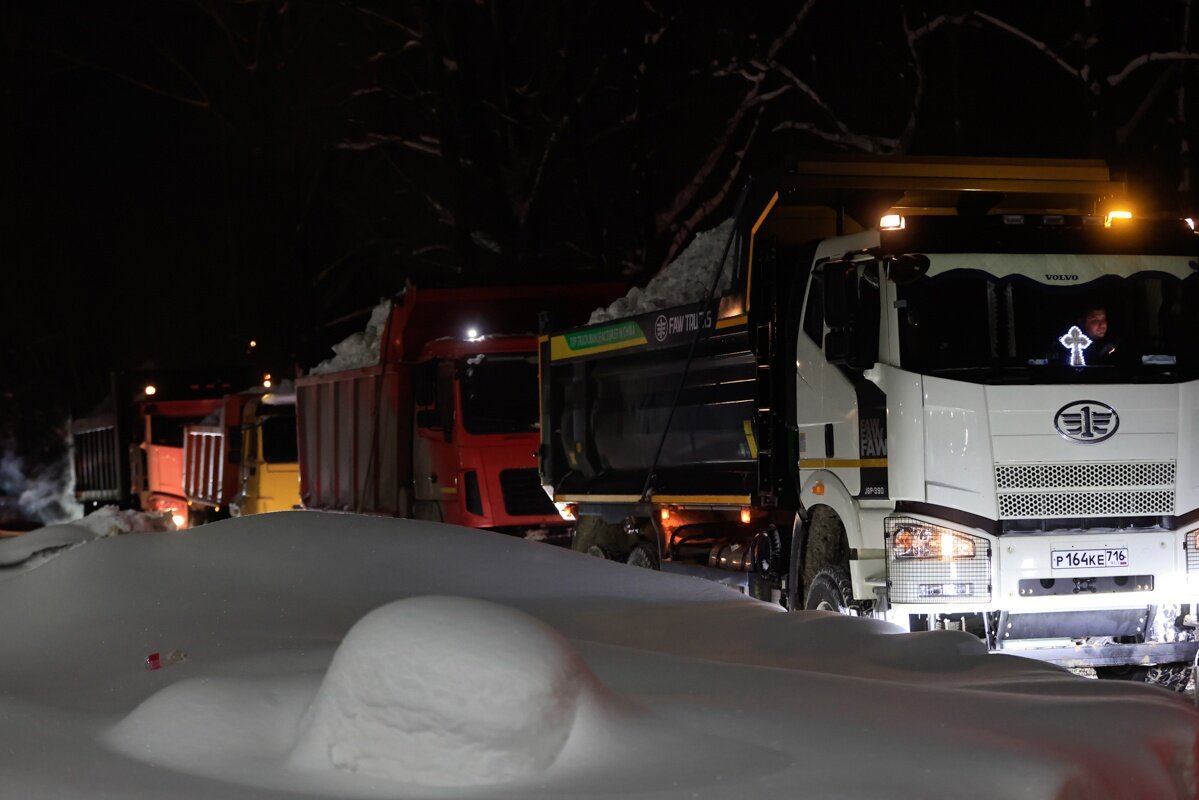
892;523;975;560
885;517;991;604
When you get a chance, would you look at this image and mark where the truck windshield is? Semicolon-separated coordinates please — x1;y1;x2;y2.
460;354;539;434
261;412;297;463
896;265;1199;383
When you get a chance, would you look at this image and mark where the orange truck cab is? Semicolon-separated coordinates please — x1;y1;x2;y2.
137;397;225;528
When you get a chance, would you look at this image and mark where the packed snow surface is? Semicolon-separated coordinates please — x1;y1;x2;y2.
309;299;392;374
589;219;736;324
1;511;1197;799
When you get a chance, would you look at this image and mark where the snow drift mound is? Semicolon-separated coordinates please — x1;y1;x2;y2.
291;595;599;787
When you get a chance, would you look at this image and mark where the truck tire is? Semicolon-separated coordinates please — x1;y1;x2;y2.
626;543;660;570
1095;663;1193;693
584;544;624;562
804;568;854;614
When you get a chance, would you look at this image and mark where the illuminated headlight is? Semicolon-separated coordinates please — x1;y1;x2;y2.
885;516;991;604
892;524;975;560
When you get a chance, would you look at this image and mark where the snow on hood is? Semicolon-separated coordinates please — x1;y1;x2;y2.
0;511;1196;799
589;219;736;324
308;299;393;375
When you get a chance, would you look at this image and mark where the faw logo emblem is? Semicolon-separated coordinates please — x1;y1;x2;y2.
1053;400;1119;443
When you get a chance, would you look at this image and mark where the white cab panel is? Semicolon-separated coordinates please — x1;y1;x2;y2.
923;378;998;518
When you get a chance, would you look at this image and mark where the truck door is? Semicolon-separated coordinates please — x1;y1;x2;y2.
795;260;883;498
413;360;459;522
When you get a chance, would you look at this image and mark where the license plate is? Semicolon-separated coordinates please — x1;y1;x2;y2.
1050;548;1129;570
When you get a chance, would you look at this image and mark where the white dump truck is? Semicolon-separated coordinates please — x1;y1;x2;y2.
539;156;1199;689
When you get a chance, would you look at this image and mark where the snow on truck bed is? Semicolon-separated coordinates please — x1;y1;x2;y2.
0;512;1195;799
588;218;736;325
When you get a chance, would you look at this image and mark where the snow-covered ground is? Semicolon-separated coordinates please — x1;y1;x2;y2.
0;511;1196;799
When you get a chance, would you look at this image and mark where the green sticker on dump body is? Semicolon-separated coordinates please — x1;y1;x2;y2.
564;320;644;350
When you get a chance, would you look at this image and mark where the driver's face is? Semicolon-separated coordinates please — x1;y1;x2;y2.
1084;310;1108;339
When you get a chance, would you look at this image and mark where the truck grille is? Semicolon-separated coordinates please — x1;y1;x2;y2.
995;461;1175;520
499;469;556;517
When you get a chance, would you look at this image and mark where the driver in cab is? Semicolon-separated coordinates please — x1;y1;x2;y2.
1055;305;1121;366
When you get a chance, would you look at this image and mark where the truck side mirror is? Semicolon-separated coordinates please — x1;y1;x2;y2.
822;262;857;365
414;361;437;406
887;253;930;285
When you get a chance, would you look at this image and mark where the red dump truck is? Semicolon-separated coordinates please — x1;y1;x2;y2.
72;370;257;527
295;284;620;536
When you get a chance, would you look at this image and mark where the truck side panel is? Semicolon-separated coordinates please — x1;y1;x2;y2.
545;312;761;504
297;365;412;515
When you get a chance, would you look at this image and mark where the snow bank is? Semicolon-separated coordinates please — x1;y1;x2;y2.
589;219;736;324
308;300;392;375
291;596;599;786
0;506;174;568
0;512;1194;800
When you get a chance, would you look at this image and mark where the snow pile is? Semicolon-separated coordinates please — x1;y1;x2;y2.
290;596;599;786
589;219;736;324
0;505;174;568
0;512;1195;799
308;300;392;375
71;505;177;537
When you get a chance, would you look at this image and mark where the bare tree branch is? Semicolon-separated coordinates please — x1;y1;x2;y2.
663;108;763;266
970;11;1085;84
1108;51;1199;87
44;47;233;129
334;132;442;155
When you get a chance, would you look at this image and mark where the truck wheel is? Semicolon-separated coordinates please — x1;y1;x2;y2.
626;543;660;570
804;568;854;614
1096;663;1193;693
584;545;623;561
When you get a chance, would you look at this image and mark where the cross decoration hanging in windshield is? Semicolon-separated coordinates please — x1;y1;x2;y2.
1058;325;1092;366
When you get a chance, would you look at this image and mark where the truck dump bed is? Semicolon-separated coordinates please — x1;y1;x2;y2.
182;393;252;509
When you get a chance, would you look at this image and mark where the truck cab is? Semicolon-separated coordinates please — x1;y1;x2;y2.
232;394;300;516
799;211;1199;675
412;336;559;532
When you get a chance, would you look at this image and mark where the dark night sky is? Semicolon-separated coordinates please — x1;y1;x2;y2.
3;1;1199;433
